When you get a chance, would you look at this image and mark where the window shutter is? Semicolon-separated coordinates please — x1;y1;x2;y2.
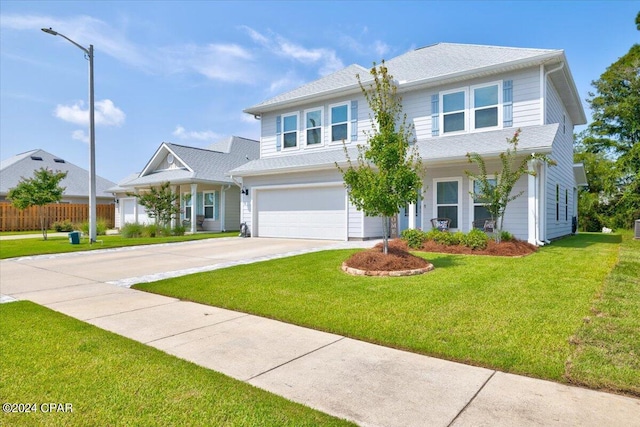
350;100;358;141
503;80;513;127
276;115;282;151
431;95;439;136
214;191;220;220
196;192;204;215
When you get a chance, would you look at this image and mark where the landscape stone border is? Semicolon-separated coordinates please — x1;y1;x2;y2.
341;262;435;277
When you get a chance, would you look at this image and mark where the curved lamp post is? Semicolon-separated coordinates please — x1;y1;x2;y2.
41;28;96;243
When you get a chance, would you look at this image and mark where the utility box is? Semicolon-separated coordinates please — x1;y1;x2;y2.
635;220;640;240
68;231;80;244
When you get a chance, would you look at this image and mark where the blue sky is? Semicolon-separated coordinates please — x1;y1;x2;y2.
1;1;638;183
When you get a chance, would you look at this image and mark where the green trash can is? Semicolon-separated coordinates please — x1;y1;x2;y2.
68;231;80;244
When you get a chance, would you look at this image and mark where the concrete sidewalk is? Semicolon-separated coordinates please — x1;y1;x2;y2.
2;238;639;426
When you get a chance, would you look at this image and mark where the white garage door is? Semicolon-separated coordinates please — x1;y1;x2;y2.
257;186;345;240
122;198;150;225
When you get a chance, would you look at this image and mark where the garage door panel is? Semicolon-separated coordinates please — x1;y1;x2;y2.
257;187;345;240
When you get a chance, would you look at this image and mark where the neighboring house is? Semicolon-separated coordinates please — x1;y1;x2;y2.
111;136;259;233
229;43;588;244
0;149;116;204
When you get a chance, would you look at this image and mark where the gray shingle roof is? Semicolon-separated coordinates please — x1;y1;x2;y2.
245;43;563;114
118;136;259;188
0;149;117;199
228;124;559;177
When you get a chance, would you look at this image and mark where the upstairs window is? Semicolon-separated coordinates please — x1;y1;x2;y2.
472;84;499;129
442;90;466;134
283;113;298;149
330;103;349;143
305;108;323;146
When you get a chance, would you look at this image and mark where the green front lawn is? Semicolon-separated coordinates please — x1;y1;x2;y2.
136;233;639;395
0;301;354;427
0;232;238;259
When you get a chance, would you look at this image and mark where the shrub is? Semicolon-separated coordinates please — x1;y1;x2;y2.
52;219;74;232
401;228;428;249
451;231;465;246
121;222;144;238
172;225;186;236
430;230;458;246
77;218;108;236
461;228;489;250
500;230;514;242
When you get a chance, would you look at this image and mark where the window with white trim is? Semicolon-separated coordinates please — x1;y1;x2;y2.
183;195;192;220
330;103;349;143
305;108;323;146
471;83;500;129
204;191;217;220
471;178;497;227
282;113;298;149
441;89;467;134
434;178;461;229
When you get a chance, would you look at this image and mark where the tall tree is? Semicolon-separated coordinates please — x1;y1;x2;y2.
466;129;555;243
7;167;67;240
128;182;181;229
338;61;423;254
577;14;640;229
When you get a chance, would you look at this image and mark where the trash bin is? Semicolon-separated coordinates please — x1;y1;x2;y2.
68;231;80;244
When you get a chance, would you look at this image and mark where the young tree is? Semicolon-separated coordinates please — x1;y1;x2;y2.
466;129;555;243
338;61;423;254
128;182;180;228
7;167;67;240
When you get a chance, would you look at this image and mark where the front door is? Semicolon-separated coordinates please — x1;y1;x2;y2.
399;195;422;232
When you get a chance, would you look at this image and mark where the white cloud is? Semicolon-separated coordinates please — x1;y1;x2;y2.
339;33;391;59
165;43;254;83
54;99;126;127
71;129;89;143
241;26;344;76
172;125;219;142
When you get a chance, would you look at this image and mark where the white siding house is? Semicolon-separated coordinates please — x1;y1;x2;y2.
229;43;587;244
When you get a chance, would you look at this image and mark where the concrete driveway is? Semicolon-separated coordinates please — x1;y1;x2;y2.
1;237;639;427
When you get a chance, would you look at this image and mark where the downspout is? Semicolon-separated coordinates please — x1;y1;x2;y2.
543;63;565;125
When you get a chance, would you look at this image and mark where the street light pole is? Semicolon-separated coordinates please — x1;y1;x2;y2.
42;28;97;243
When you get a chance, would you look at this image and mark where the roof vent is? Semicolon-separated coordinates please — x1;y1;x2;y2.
54;158;66;163
30;156;43;161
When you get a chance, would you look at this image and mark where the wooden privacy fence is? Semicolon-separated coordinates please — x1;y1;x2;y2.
0;203;114;232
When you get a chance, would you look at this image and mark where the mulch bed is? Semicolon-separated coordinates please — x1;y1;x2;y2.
343;238;538;273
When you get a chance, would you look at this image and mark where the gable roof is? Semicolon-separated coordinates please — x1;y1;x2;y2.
228;124;559;177
0;149;117;199
244;42;585;124
117;136;259;189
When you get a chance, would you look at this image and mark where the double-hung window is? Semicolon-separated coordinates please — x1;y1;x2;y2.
330;103;349;143
442;89;467;134
305;108;323;146
282;113;298;149
472;178;497;226
204;192;216;220
434;178;461;229
471;83;500;130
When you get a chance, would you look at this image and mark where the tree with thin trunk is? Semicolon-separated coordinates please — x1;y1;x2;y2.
338;61;423;254
7;167;67;240
128;182;180;228
466;129;555;243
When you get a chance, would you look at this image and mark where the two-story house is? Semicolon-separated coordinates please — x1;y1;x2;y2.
229;43;587;244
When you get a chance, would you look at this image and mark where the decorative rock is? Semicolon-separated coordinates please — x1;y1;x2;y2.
341;262;434;277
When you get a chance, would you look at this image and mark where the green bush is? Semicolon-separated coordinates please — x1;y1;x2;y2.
500;230;514;242
172;225;186;236
121;222;144;238
77;218;108;236
52;219;74;232
451;231;465;246
143;224;160;238
461;228;489;250
401;228;428;249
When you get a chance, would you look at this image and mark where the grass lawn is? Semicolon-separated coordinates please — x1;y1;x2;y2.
135;233;639;395
0;231;238;259
0;301;354;427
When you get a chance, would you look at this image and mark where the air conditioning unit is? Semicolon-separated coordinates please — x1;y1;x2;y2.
635;219;640;240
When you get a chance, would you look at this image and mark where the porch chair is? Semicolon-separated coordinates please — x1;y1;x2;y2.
430;217;451;232
183;215;206;231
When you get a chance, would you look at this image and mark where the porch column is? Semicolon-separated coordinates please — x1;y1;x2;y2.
220;186;227;232
408;203;416;229
171;185;178;229
133;190;139;224
527;164;537;245
190;183;197;233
